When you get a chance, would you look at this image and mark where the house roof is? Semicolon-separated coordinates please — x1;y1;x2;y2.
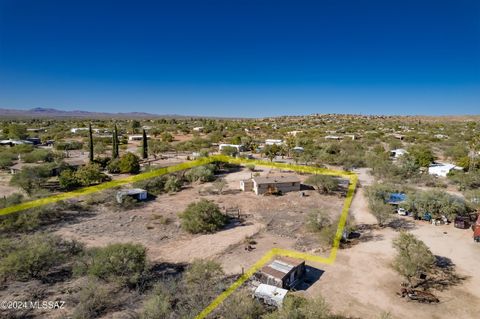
10;162;41;170
260;256;305;280
117;188;147;196
253;175;300;185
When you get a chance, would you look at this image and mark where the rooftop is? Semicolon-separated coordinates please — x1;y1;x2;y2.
260;256;305;280
253;175;300;185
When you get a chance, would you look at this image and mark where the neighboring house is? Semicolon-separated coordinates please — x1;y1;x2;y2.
192;126;204;132
390;148;408;159
246;175;301;195
128;135;150;141
345;134;356;140
70;128;100;134
253;284;288;307
240;179;254;192
0;139;33;146
434;134;448;139
325;135;342;140
255;257;306;289
265;139;284;146
218;144;243;152
428;163;463;177
10;162;40;174
116;188;148;204
292;146;304;153
287;130;303;137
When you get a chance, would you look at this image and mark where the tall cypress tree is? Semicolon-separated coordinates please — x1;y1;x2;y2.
142;129;148;159
88;123;94;163
112;124;119;159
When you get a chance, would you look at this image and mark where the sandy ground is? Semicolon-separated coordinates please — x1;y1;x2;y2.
55;166;342;264
0;171;22;197
303;168;480;319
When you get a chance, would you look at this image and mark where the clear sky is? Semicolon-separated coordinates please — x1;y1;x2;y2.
0;0;479;117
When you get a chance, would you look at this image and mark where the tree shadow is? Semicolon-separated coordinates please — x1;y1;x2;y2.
414;256;469;291
388;217;417;231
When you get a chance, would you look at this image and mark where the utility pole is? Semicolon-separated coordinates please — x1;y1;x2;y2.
88;123;94;163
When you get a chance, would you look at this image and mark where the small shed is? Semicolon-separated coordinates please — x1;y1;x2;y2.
240;179;254;192
256;256;306;289
116;188;148;204
253;284;288;307
252;175;301;195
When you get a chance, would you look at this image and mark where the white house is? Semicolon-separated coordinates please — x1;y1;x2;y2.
390;148;408;159
128;135;150;141
428;163;463;177
287;130;303;137
265;139;284;146
325;135;342;140
192;126;204;132
116;188;148;204
70;128;100;134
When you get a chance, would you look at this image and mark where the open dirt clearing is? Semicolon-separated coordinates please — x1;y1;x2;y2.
55;166;343;264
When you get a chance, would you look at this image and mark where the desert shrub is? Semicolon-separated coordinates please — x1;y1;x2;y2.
134;175;167;195
403;190;471;220
185;164;215;183
164;175;182;193
59;169;81;190
118;152;140;174
0;152;15;168
408;145;435;167
305;210;341;246
22;149;54;163
179;199;228;234
215;290;265;319
0;234;83;281
75;164;109;186
75;243;146;286
245;164;255;171
263;294;335;319
0;193;23;209
448;169;480;190
305;175;339;194
72;280;113;319
220;146;239;157
140;283;173;319
55;140;83;151
106;158;121;173
392;232;436;286
9;164;52;195
212;178;228;194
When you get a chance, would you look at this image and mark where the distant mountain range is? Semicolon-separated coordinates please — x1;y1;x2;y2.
0;107;222;119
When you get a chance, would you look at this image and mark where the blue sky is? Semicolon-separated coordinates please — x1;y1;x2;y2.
0;0;479;117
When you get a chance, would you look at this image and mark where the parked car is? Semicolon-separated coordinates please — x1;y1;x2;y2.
397;208;408;216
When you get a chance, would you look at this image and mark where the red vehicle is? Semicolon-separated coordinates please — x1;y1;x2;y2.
474;215;480;243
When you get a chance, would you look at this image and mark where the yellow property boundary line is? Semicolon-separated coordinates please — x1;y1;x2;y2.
0;155;358;318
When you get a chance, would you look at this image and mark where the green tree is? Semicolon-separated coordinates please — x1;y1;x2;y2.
164;175;182;193
75;243;146;286
305;175;339;194
217;290;265;319
119;152;141;174
7;124;27;139
88;123;94;163
185;165;215;183
149;140;169;159
74;164;108;186
392;232;435;286
161;132;173;142
408;145;435;167
263;295;333;319
221;146;238;157
213;178;228;194
112;124;119;159
10;165;51;195
263;144;280;161
142;129;148;159
59;169;80;190
131;120;141;133
179;199;228;233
